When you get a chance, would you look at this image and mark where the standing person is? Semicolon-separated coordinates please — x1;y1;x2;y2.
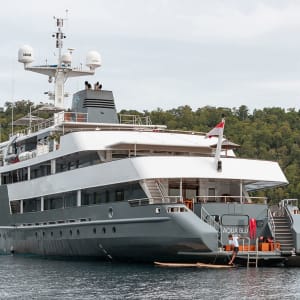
228;234;239;265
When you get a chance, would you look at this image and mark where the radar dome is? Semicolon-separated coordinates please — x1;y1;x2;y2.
86;51;101;70
62;52;72;64
18;45;34;64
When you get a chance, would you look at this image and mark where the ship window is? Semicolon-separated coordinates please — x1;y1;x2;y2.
77;229;80;235
70;230;73;236
64;192;77;208
60;230;62;237
115;190;124;201
44;195;63;210
208;188;216;202
112;227;116;233
23;197;41;213
30;161;51;180
169;188;180;197
10;200;21;214
81;182;146;206
93;228;96;234
55;151;100;174
112;150;129;160
167;206;188;213
102;227;106;234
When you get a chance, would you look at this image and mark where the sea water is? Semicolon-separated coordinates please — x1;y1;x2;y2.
0;255;300;299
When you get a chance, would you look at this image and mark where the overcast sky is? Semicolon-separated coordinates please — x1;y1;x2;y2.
1;0;300;112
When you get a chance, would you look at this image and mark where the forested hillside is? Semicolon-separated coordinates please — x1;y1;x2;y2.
1;100;300;203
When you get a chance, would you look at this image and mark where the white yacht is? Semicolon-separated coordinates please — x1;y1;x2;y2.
0;17;299;266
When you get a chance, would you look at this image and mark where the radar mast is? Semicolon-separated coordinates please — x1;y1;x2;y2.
18;16;101;109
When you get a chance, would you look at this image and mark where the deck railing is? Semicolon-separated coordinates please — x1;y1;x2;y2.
194;195;267;204
128;195;269;207
118;114;152;126
128;196;182;207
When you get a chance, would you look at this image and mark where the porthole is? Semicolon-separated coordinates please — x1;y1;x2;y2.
70;230;73;236
155;207;161;214
108;207;113;218
43;232;45;237
51;232;54;237
102;227;106;234
112;227;116;233
77;229;80;235
93;228;97;234
35;232;38;238
60;231;62;237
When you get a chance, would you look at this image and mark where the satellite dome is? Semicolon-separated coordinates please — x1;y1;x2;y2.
62;52;72;64
86;51;101;70
18;45;34;64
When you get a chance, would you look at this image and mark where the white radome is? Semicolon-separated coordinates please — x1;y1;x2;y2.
18;45;34;64
62;52;72;64
86;50;101;70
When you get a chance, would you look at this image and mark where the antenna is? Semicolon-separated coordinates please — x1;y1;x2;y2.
52;15;67;67
18;14;101;109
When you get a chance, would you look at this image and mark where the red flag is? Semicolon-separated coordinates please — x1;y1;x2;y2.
206;121;225;138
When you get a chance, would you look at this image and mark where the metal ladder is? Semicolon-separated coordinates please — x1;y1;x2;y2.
246;237;259;268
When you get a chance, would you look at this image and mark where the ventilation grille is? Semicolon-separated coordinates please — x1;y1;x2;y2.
83;99;116;109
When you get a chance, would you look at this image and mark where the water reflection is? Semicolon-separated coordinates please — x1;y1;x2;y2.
0;256;300;299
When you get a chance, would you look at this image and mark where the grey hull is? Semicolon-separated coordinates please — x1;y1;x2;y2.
0;201;218;262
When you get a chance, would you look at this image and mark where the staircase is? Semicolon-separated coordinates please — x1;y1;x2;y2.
273;216;294;251
142;179;168;203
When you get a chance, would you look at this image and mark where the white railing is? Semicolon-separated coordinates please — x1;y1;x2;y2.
194;195;267;204
118;114;152;126
280;198;299;207
128;196;182;207
268;209;276;241
200;206;220;231
11;117;55;137
200;206;222;246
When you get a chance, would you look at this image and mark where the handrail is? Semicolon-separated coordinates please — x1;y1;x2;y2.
156;180;169;202
200;206;220;233
284;205;294;227
128;196;182;206
267;208;277;242
118;114;152;126
200;206;222;246
280;198;299;208
11;117;55;137
194;195;267;204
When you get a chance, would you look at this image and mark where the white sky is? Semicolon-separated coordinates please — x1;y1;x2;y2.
1;0;300;112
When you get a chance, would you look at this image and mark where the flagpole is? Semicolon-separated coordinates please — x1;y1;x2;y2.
215;118;225;171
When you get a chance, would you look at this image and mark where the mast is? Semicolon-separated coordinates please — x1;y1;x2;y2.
53;16;66;108
18;16;101;109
